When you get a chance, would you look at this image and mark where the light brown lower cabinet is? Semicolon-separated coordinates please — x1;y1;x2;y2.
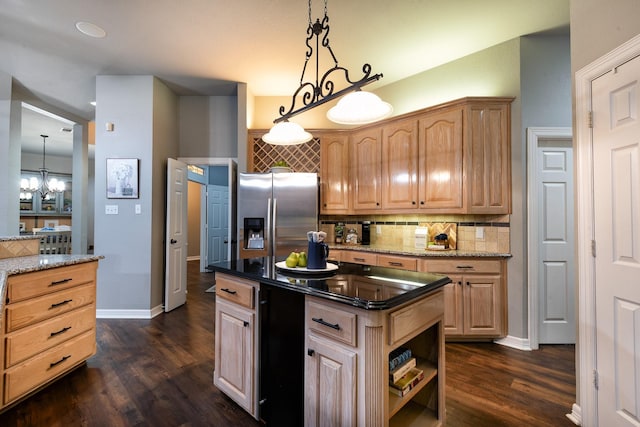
329;249;508;339
420;258;507;339
1;261;98;411
305;290;445;426
213;273;259;419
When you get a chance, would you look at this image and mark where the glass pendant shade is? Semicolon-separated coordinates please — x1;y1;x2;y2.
262;121;313;146
327;91;393;125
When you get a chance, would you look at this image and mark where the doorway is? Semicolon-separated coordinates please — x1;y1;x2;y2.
180;157;237;272
527;127;575;349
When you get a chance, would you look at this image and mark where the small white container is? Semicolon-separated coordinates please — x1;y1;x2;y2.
414;226;428;249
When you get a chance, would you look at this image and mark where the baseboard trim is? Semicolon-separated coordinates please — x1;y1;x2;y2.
566;403;581;425
97;304;164;319
494;335;532;351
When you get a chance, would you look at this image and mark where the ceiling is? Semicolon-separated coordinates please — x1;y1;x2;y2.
2;0;569;156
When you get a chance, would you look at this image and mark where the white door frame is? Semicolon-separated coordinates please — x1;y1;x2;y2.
527;127;573;351
178;157;237;268
574;33;640;427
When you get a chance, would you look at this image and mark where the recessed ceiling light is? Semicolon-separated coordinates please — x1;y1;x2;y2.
75;21;106;38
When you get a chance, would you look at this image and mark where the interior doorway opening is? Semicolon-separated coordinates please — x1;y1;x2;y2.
181;157;237;272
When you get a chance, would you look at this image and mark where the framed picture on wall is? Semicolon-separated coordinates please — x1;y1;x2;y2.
106;158;139;199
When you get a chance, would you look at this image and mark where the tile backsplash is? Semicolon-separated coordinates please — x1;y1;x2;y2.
319;214;510;253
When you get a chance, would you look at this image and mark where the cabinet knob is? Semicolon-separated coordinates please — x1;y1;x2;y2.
307;349;315;357
412;201;416;205
420;201;425;205
466;281;470;286
243;321;249;327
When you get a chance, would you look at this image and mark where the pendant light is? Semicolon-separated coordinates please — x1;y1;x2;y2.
263;0;392;145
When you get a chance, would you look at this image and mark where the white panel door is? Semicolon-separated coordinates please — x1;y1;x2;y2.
592;54;640;426
208;184;229;265
165;158;188;312
537;140;575;343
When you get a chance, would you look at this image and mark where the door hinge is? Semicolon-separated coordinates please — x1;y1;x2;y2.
593;369;599;390
591;240;596;257
588;111;593;128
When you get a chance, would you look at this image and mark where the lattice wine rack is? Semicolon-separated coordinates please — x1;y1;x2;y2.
249;134;321;173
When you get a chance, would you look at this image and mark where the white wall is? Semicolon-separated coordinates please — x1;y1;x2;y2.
94;75;179;315
179;95;238;158
0;72;21;235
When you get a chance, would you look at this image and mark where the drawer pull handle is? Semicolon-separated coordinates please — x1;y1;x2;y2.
312;317;341;330
220;288;237;295
50;326;72;337
50;299;73;309
354;258;366;262
50;278;72;286
456;265;474;270
389;262;403;266
49;355;71;368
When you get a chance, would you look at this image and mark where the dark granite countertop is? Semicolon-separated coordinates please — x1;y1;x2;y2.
329;243;511;258
208;256;451;310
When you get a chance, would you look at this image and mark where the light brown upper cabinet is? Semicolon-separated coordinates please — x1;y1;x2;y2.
319;132;350;214
381;118;419;210
417;107;464;212
350;127;382;211
275;97;513;215
465;101;512;214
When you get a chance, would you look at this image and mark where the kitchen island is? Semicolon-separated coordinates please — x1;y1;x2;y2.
209;256;451;427
0;235;102;413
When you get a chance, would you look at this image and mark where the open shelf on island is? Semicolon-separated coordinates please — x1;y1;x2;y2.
388;358;437;418
389;400;439;427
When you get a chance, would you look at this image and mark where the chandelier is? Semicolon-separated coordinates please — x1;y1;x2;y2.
20;134;66;201
262;0;393;145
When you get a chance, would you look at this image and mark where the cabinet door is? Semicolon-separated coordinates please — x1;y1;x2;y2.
381;119;418;209
320;133;350;214
463;274;503;336
418;108;464;211
465;102;511;214
443;275;464;335
305;333;357;427
214;298;255;416
351;128;381;211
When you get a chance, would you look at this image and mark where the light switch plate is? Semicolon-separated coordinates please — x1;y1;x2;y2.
135;204;141;214
105;205;118;215
475;226;484;239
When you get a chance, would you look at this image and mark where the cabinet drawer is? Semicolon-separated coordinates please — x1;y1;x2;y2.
215;273;255;309
5;304;96;368
341;251;377;265
4;329;96;404
377;255;417;271
388;291;443;346
7;262;97;303
5;283;95;332
422;259;501;274
307;300;357;347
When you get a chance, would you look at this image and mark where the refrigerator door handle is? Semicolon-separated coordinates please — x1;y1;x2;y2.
266;197;272;255
271;198;277;256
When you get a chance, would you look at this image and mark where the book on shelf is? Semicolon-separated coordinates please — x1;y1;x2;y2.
389;357;416;383
389;367;424;397
388;347;412;371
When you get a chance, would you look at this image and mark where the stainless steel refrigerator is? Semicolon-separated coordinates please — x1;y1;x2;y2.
238;172;318;258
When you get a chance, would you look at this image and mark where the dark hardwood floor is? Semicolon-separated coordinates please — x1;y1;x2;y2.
0;261;576;426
